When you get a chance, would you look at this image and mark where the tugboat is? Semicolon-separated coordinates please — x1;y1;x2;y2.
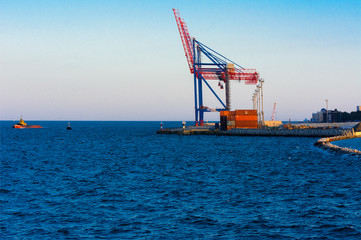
66;122;72;130
12;117;42;129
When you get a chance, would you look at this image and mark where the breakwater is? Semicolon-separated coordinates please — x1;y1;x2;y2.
226;128;350;137
314;133;361;155
158;127;351;137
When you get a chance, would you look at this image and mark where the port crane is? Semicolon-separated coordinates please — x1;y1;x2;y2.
271;103;276;121
173;9;260;125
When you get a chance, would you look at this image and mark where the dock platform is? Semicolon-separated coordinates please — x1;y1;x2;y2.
157;122;361;138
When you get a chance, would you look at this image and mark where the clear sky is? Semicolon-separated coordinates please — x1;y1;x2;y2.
1;0;360;121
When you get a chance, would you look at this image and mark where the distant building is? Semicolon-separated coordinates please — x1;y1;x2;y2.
311;107;361;123
357;106;361;112
264;121;283;127
312;110;324;123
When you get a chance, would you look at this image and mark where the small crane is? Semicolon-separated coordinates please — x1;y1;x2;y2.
271;103;276;121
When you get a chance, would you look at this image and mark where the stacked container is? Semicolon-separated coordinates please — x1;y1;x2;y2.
235;110;258;129
228;111;236;130
220;111;229;131
220;109;258;130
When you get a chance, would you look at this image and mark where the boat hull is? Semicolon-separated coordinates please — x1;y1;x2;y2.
12;125;42;129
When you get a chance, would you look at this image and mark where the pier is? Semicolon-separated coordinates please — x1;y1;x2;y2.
157;126;354;137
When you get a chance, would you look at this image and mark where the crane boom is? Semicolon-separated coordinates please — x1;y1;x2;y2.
272;103;276;121
172;9;260;125
172;9;259;83
173;9;194;73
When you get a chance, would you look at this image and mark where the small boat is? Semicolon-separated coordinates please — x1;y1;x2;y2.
66;122;72;130
12;117;42;129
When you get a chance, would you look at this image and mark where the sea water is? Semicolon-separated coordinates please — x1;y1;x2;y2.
1;121;361;239
332;137;361;152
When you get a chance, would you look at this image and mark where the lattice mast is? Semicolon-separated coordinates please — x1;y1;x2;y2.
173;9;194;73
272;103;277;121
173;9;260;125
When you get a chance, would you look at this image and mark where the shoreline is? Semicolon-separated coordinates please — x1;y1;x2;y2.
314;133;361;155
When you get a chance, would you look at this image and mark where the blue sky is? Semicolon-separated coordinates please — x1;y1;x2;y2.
1;0;360;121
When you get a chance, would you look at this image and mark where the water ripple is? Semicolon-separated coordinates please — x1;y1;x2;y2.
1;121;361;239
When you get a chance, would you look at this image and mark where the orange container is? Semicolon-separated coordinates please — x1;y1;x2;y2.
235;121;258;128
235;109;257;115
220;111;230;116
235;126;258;129
235;115;258;121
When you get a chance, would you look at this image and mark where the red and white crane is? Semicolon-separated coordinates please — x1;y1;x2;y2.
271;103;277;121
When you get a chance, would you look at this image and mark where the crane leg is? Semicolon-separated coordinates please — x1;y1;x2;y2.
225;76;231;110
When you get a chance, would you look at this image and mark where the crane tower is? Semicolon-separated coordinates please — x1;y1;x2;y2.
173;9;260;125
272;103;277;121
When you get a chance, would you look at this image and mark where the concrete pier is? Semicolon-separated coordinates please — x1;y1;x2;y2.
157;127;352;137
158;122;361;155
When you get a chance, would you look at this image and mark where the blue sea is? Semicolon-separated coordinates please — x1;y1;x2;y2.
1;121;361;239
332;137;361;152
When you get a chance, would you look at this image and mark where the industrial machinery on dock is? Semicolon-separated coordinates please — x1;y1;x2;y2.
173;9;260;126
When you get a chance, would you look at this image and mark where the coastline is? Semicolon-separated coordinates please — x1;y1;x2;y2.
314;133;361;155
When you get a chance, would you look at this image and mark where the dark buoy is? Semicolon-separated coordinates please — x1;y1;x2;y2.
66;122;72;130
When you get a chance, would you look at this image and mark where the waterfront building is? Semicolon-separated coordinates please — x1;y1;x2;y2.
311;107;361;123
